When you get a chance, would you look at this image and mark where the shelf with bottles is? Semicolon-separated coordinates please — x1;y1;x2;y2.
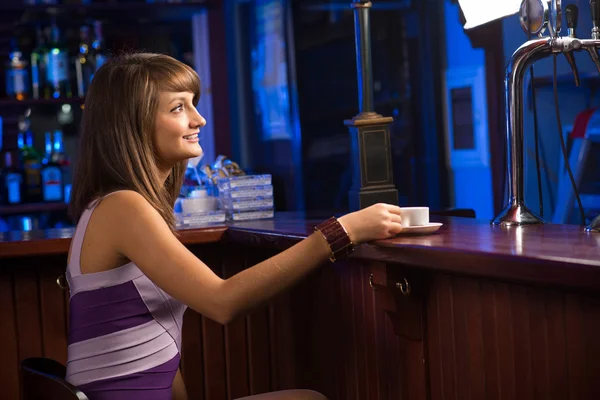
3;10;196;104
0;201;67;216
1;117;72;211
0;97;85;107
1;0;215;25
3;17;110;105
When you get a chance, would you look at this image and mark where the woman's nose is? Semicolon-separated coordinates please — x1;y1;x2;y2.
191;112;206;129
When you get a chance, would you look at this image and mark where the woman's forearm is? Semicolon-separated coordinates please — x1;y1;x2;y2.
219;232;332;323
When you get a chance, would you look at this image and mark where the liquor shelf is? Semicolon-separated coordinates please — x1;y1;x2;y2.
0;201;67;216
0;1;216;25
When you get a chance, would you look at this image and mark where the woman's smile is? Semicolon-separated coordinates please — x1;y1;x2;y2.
183;132;199;142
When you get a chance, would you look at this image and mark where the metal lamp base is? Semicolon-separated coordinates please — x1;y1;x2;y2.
491;202;545;226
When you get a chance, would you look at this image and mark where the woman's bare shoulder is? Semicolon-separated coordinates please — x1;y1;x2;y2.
95;190;157;218
90;190;168;242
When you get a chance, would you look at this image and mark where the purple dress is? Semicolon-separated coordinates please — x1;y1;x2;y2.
65;195;187;400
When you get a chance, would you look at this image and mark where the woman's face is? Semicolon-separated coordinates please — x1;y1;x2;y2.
153;90;206;168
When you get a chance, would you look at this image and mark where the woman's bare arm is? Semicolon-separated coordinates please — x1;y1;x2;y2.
102;191;402;324
172;368;188;400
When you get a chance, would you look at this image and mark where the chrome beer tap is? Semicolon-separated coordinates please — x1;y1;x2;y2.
493;0;600;227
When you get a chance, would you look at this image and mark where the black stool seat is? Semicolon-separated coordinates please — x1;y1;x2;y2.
21;357;88;400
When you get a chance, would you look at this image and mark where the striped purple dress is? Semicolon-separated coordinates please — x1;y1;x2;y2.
65;195;187;400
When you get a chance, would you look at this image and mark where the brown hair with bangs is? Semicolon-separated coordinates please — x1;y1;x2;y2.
69;53;201;231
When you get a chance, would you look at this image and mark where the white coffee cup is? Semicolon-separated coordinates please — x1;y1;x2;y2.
399;207;429;227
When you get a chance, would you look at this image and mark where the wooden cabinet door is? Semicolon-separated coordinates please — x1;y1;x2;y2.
288;260;428;400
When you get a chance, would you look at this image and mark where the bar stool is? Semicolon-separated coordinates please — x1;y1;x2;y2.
21;357;88;400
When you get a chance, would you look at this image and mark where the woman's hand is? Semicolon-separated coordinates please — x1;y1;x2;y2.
338;203;403;244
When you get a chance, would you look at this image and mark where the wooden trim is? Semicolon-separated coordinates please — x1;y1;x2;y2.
0;227;227;259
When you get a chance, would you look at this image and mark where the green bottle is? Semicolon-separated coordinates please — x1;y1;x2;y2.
45;19;71;99
31;26;49;100
17;110;42;203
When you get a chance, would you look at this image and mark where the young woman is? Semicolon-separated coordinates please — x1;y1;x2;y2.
65;53;404;400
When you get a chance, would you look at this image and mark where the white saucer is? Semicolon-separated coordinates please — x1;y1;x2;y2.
398;222;443;235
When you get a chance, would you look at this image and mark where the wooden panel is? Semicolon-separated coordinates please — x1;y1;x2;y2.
222;249;250;399
39;260;69;365
341;261;358;400
510;286;534;399
245;251;274;396
180;244;287;400
426;273;600;400
363;265;382;400
288;261;427;400
14;266;43;361
187;244;228;400
581;295;600;399
0;267;20;399
269;290;296;391
0;257;70;399
202;315;227;399
182;310;205;400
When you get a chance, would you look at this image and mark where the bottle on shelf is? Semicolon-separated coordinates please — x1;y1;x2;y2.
51;130;68;166
41;131;52;165
45;19;72;99
5;39;30;101
31;25;49;100
18;110;42;202
75;25;94;98
0;151;25;206
91;21;110;74
40;131;64;202
55;129;72;202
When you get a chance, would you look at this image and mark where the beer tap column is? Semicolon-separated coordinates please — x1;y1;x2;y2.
491;36;552;226
492;0;580;226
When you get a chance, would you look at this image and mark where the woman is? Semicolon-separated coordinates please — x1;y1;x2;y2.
65;53;404;400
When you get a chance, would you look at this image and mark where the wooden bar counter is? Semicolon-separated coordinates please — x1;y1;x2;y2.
1;213;600;400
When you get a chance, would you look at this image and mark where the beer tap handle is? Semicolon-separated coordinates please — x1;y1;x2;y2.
562;4;580;86
566;4;578;37
563;52;580;86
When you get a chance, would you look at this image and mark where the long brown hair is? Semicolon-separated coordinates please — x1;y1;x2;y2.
69;53;201;231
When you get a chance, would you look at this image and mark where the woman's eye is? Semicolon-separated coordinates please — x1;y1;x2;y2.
171;104;183;112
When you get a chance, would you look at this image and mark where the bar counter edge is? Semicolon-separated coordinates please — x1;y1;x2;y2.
2;212;599;292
